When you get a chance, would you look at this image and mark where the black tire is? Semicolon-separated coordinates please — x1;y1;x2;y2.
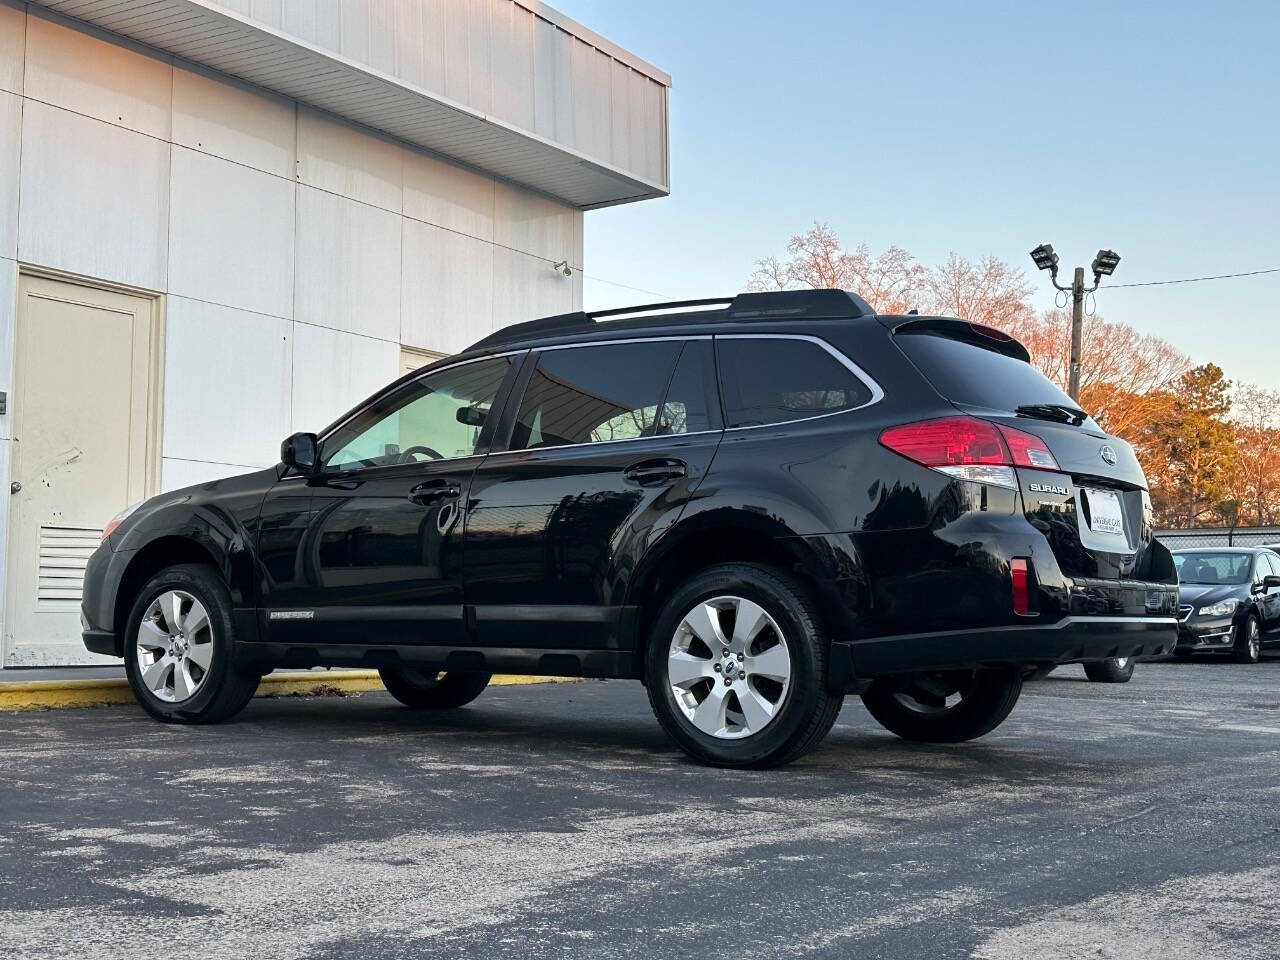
378;667;492;709
1233;616;1262;664
644;563;842;769
123;564;259;723
1083;657;1135;683
861;667;1022;743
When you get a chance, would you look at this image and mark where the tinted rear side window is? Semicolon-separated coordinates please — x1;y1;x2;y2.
895;332;1077;413
659;340;721;434
717;337;872;429
511;341;681;449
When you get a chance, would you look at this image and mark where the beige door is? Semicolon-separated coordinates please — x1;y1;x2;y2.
400;345;446;377
4;275;161;666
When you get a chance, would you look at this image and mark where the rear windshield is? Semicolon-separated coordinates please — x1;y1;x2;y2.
1173;552;1253;585
895;331;1083;415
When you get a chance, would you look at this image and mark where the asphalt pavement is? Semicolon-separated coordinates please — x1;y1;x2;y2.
1;659;1278;959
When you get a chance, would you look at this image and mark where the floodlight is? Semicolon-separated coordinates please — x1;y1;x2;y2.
1030;244;1059;273
1091;249;1121;277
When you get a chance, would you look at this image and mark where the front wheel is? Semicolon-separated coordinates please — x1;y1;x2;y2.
1083;657;1135;683
378;667;491;709
645;563;842;768
1233;616;1262;664
123;564;260;723
861;668;1022;743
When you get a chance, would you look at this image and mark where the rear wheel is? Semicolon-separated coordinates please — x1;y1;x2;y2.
378;667;491;709
861;668;1022;743
1233;616;1262;664
645;563;842;768
1083;656;1135;683
123;564;259;723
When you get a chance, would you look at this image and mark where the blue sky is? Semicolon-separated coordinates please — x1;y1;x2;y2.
554;0;1280;389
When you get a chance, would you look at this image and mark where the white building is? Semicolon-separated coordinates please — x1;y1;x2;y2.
0;0;670;665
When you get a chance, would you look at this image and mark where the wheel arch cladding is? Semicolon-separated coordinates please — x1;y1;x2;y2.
624;509;865;675
112;536;231;654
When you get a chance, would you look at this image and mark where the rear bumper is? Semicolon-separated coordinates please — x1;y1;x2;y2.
840;615;1177;679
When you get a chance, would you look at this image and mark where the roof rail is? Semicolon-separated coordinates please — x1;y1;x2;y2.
465;288;874;352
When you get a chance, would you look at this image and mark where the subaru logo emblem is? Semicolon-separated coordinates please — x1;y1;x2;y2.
1100;445;1117;466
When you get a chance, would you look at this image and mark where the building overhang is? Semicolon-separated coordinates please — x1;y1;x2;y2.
30;0;670;210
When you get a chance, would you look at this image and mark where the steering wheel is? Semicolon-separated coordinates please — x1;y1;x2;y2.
399;445;443;463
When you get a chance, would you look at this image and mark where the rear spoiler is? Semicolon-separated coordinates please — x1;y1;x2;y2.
880;315;1032;363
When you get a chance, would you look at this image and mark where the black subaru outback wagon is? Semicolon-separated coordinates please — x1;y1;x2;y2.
81;290;1179;767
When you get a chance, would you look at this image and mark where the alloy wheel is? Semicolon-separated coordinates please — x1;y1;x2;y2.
891;671;976;714
135;590;214;703
1248;621;1260;661
666;595;792;739
1114;657;1129;669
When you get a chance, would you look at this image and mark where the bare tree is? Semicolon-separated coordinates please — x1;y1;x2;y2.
1226;386;1280;525
926;253;1034;330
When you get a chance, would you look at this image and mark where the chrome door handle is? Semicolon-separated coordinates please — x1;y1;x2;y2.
623;458;688;487
9;481;19;494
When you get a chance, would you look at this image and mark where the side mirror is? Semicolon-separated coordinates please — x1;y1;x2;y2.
280;432;319;475
1264;575;1280;589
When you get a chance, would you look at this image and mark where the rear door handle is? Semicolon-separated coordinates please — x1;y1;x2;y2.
623;458;687;487
408;479;461;505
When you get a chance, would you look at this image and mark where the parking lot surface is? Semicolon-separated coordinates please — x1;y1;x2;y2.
1;660;1278;959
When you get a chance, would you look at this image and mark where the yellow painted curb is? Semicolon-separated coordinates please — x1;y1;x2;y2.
0;671;575;712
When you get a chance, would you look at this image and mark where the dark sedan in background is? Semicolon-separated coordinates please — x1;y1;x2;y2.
1173;547;1280;662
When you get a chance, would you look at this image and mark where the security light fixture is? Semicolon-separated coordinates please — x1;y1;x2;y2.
1029;244;1059;275
552;260;573;277
1091;249;1121;279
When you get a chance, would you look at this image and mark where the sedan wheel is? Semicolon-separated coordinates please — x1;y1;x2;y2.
135;590;214;703
1235;617;1262;664
666;595;793;740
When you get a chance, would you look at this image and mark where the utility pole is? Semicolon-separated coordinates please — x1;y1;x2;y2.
1029;246;1121;402
1069;266;1084;400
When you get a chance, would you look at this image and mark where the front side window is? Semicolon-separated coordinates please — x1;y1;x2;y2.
511;341;682;450
321;356;513;472
717;337;873;429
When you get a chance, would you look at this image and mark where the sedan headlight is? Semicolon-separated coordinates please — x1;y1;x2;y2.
1197;598;1239;617
102;501;143;542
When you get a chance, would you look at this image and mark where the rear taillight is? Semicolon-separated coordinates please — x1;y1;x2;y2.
995;423;1059;470
878;416;1059;488
1010;558;1033;615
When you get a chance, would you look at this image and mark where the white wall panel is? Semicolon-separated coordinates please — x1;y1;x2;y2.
24;13;172;140
339;0;370;65
0;2;25;96
0;90;18;260
291;321;398;433
168;146;294;318
417;0;446;93
162;297;291;466
0;258;14;440
281;0;316;42
294;185;401;341
491;245;574;332
18;101;169;290
251;0;282;29
172;63;296;179
403;148;493;241
297;107;403;213
392;0;424;89
161;456;260;493
494;179;577;265
401;218;493;355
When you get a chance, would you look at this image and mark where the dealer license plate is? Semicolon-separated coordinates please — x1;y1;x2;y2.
1083;487;1124;536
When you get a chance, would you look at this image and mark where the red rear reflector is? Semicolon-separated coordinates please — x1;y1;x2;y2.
879;417;1008;467
1011;558;1032;616
995;423;1060;471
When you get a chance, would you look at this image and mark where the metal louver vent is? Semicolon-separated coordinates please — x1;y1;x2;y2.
37;525;101;604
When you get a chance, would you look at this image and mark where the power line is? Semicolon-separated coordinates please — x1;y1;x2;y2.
580;272;673;300
1107;267;1280;289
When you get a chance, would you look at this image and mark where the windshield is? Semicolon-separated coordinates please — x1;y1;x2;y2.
1173;552;1252;585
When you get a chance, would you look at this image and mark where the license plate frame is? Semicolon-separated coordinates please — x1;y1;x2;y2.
1082;487;1124;537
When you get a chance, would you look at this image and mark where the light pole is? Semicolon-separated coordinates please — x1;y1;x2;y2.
1029;245;1121;401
